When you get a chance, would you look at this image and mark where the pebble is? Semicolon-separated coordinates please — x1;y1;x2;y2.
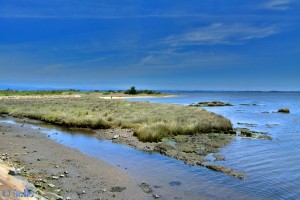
48;184;55;188
154;194;160;199
59;174;65;178
64;171;69;174
52;176;59;180
113;135;119;139
8;170;20;176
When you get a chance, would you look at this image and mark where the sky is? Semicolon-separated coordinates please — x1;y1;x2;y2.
0;0;299;91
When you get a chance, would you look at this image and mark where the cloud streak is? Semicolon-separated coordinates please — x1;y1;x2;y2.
166;23;279;46
264;0;294;10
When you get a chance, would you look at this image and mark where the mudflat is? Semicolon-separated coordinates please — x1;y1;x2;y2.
0;122;150;200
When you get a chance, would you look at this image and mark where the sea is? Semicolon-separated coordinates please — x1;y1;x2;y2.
125;91;300;199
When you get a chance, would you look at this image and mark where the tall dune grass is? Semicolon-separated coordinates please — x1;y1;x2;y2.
0;96;232;142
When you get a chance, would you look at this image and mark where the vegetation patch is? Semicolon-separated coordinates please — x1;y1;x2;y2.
0;94;233;142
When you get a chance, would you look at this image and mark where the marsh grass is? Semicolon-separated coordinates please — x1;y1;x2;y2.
0;95;232;142
0;89;78;96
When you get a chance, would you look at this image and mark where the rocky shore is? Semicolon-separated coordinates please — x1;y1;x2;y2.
0;122;150;200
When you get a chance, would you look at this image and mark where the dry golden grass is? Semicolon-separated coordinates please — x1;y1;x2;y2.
0;95;232;142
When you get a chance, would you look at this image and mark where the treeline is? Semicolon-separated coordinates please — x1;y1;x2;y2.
97;86;161;95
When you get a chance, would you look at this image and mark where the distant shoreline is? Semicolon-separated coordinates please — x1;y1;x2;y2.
99;95;176;99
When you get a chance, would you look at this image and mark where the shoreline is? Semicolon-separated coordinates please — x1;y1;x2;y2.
2;115;246;180
0;121;150;200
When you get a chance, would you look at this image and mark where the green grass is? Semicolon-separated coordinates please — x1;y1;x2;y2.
0;89;78;96
0;95;232;142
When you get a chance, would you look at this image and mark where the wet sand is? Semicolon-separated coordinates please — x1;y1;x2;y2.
0;122;150;200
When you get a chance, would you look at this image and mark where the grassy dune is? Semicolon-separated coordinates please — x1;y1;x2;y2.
0;95;232;142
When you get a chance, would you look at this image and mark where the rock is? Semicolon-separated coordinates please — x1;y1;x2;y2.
64;171;69;174
257;135;272;140
82;191;86;194
110;186;126;192
278;108;290;113
214;154;225;161
169;181;181;186
34;182;43;188
44;192;63;200
48;184;55;188
59;174;65;178
154;194;160;199
139;183;152;194
113;135;119;139
52;176;59;180
0;182;4;187
26;183;37;193
204;164;245;180
190;101;232;107
8;170;20;176
66;197;71;200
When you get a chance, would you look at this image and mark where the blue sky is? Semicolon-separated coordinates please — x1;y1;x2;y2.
0;0;299;90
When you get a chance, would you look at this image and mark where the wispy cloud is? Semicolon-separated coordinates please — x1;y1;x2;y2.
264;0;294;10
166;23;279;46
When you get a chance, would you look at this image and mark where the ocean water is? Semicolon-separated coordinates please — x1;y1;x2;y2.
1;92;300;199
126;92;300;199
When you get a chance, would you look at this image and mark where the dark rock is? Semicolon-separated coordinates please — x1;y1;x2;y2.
190;101;233;107
8;170;20;176
139;183;152;194
109;186;126;192
169;181;181;186
278;108;290;113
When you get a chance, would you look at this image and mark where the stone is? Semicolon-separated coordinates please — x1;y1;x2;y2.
154;194;160;199
52;176;59;180
139;183;152;194
44;192;63;200
26;183;37;193
113;135;119;139
48;184;56;188
278;108;290;113
109;186;126;192
8;170;20;176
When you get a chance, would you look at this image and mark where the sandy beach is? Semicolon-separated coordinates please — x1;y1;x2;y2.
0;121;150;200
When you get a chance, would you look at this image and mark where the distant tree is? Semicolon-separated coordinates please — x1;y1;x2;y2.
125;86;138;95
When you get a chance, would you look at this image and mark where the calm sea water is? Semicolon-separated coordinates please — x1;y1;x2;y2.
126;92;300;199
1;92;300;199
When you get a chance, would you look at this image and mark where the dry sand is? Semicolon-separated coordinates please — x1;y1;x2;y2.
0;122;150;200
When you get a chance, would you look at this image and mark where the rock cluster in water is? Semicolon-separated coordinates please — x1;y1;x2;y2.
278;108;290;113
189;101;233;107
